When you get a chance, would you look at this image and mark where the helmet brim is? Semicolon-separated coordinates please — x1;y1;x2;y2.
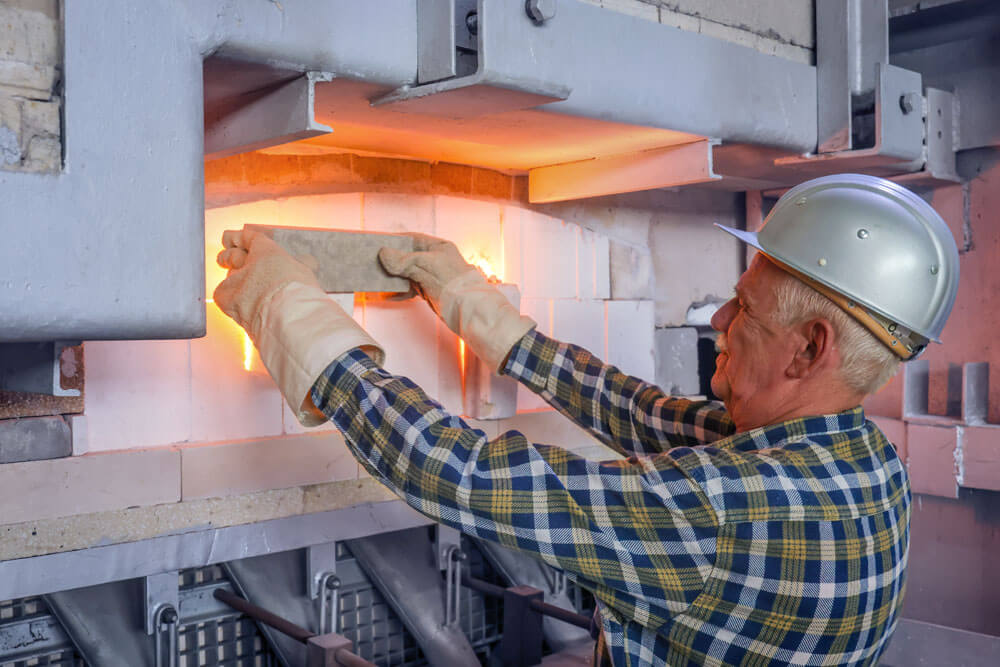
714;223;765;254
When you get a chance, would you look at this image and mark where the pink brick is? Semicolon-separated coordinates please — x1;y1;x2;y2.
190;307;284;443
363;193;434;234
363;296;442;400
0;448;180;523
552;299;606;358
961;425;1000;492
181;432;358;500
870;416;907;463
578;227;611;299
907;423;959;498
433;196;503;279
520;212;578;299
606;300;655;381
84;339;191;451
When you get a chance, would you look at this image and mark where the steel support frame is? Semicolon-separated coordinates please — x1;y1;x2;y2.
0;500;432;601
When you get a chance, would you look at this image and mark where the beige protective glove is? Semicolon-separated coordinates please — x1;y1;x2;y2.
215;229;385;427
378;234;535;372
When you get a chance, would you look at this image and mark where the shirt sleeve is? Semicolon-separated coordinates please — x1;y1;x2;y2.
503;329;736;456
311;348;720;625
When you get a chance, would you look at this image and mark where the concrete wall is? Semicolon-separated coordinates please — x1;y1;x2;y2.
0;0;61;173
581;0;814;64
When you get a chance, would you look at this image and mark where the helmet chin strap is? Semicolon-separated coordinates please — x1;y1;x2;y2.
770;258;927;361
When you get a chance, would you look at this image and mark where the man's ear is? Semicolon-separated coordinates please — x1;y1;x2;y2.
786;318;837;379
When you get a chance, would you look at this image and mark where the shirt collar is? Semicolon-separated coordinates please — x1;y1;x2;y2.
722;406;866;450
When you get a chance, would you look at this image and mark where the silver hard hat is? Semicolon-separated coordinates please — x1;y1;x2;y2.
717;174;959;358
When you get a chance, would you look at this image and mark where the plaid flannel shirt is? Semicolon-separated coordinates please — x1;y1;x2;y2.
311;329;909;667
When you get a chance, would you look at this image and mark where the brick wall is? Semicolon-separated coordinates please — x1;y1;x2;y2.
0;0;61;173
82;192;658;452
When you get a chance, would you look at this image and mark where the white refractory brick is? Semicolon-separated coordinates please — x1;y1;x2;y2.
0;3;61;68
0;448;181;524
607;300;656;381
464;284;520;420
363;296;442;400
670;0;814;49
245;226;414;294
180;432;359;501
577;227;611;300
520;212;578;299
68;414;88;456
552;299;606;359
363;192;434;235
433;196;502;277
437;321;464;415
655;327;700;396
502;204;525;287
84;339;192;452
190;307;284;443
609;239;653;300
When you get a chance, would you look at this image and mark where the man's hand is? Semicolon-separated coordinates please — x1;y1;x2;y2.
379;234;535;373
214;229;321;340
214;227;384;427
378;234;480;332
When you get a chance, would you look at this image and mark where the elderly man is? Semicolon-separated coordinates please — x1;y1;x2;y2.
215;174;959;666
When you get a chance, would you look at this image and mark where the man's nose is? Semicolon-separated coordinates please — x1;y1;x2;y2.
711;297;737;333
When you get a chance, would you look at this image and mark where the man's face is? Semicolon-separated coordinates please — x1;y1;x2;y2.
710;256;795;428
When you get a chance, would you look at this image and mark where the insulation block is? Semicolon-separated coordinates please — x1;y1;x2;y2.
609;240;653;300
246;225;414;294
607;300;656;381
0;415;70;464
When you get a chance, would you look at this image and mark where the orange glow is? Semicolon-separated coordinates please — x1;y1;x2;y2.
458;338;467;394
465;252;502;283
243;332;254;372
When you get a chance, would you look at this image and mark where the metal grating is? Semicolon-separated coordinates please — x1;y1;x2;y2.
459;537;505;658
177;565;278;667
0;597;84;667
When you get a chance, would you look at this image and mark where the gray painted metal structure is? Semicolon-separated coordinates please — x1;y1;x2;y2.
0;500;431;601
0;0;819;343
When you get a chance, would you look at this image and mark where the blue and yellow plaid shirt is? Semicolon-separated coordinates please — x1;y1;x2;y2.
312;329;909;666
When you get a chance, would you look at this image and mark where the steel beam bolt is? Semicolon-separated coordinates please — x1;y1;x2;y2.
526;0;557;23
899;92;919;115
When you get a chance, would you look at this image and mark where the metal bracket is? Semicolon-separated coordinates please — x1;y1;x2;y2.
444;544;465;627
776;63;924;175
305;542;340;634
374;0;570;117
147;572;180;667
0;341;81;397
437;526;464;627
204;71;334;160
144;572;179;636
895;88;961;187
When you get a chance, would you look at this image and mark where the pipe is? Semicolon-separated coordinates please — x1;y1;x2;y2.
461;574;591;630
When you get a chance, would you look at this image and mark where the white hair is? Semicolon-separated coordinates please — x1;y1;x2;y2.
771;269;900;395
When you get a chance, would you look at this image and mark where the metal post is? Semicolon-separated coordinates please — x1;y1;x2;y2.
500;585;545;667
